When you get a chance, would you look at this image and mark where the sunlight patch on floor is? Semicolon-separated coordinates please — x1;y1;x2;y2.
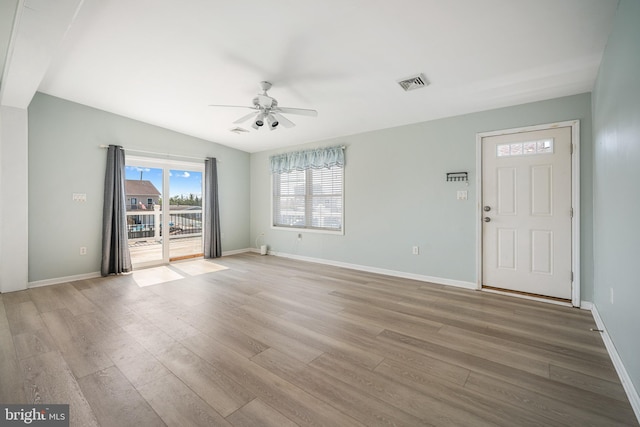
132;266;184;287
172;259;229;276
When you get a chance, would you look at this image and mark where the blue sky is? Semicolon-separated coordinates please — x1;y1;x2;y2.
125;166;202;198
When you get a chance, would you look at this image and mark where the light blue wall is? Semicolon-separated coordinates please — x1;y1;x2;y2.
26;90;597;307
28;93;250;282
250;93;594;298
592;0;640;397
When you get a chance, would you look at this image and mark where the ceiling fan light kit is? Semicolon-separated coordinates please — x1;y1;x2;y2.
209;81;318;131
266;114;279;130
252;112;266;130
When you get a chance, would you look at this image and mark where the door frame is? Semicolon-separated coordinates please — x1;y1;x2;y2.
126;155;205;267
475;120;580;307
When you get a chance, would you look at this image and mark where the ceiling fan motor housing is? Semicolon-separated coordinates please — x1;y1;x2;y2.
253;95;276;109
210;81;317;131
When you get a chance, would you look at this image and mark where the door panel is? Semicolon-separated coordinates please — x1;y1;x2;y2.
497;167;517;215
125;165;164;266
168;168;203;261
531;230;553;274
531;165;553;215
497;228;516;269
482;127;572;299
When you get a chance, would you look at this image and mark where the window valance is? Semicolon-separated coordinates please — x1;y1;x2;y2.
269;145;344;174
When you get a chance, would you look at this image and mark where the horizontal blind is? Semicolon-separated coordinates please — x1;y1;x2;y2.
273;166;343;231
273;169;306;227
308;167;342;230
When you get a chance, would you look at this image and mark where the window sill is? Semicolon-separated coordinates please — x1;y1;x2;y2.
271;225;344;236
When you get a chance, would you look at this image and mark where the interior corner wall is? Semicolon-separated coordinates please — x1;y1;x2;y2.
27;93;251;283
0;105;28;292
591;0;640;400
250;93;594;299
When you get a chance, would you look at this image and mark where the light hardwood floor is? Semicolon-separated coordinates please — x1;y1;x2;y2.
1;253;637;426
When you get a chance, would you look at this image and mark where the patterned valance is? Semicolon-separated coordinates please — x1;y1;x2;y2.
269;145;345;174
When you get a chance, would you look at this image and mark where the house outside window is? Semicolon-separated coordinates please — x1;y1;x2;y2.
125;180;161;210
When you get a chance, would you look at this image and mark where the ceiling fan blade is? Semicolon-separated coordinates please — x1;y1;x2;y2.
275;107;318;117
272;112;295;128
233;111;259;124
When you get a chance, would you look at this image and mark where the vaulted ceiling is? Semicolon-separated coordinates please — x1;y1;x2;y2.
1;0;619;153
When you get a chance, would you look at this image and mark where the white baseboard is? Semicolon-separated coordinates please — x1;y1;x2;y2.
28;271;102;288
591;304;640;422
222;248;253;256
26;248;253;289
580;300;593;311
266;250;476;290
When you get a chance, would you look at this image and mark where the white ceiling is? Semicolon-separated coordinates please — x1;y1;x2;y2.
0;0;19;87
16;0;621;152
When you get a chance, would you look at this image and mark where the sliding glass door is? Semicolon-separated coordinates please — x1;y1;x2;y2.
125;157;204;267
124;165;164;265
168;168;203;261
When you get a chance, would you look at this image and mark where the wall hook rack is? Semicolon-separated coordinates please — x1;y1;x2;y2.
446;172;468;182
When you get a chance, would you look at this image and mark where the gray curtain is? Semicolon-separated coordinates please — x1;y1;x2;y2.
101;145;132;276
204;157;222;258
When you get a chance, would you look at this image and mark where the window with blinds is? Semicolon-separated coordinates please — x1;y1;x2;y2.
273;166;343;232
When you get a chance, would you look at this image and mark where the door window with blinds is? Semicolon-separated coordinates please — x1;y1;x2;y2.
270;146;344;233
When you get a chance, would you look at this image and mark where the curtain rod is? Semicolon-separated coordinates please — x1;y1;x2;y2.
271;145;346;155
98;144;219;162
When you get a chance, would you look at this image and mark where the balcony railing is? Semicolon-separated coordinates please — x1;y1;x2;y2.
127;203;155;211
126;206;202;242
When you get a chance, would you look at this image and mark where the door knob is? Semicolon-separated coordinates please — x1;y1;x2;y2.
483;217;491;222
484;206;491;212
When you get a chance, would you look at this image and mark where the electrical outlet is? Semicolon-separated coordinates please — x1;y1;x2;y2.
457;190;468;200
412;246;419;255
80;247;87;255
73;193;87;202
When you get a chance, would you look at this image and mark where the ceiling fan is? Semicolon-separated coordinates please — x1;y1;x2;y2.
209;81;318;130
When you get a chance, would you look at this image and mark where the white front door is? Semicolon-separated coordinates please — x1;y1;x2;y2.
481;126;573;300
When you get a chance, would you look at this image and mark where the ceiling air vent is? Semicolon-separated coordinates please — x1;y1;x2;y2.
397;73;429;92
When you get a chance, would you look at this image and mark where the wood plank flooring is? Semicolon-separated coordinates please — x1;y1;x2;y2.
1;253;637;426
